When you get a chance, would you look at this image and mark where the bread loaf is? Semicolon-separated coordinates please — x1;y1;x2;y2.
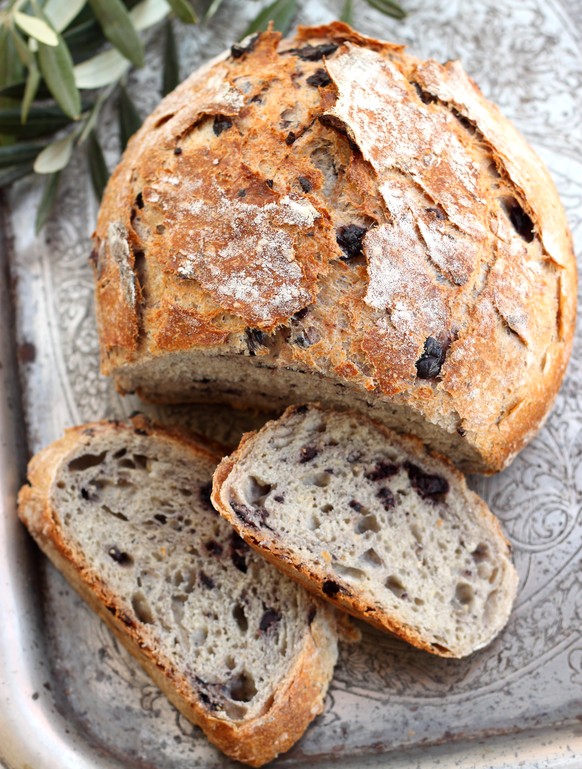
17;417;339;767
92;22;576;474
212;404;518;658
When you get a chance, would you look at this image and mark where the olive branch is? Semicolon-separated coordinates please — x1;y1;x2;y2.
0;0;406;231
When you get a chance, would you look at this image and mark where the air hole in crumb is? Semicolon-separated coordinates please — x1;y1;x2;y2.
386;575;408;600
245;476;272;505
307;513;321;530
229;671;257;702
356;515;380;534
118;458;136;469
410;524;423;545
321;503;334;513
361;548;383;567
232;603;248;633
192;625;208;645
68;451;107;472
472;543;490;563
113;448;127;459
225;655;236;670
303;472;331;488
414;597;425;606
333;564;366;582
133;454;148;470
455;583;474;606
103;505;129;522
57;481;65;489
131;591;154;624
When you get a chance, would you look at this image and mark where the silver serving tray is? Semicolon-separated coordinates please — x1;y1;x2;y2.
1;1;582;766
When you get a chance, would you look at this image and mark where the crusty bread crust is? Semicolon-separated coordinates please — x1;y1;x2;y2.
212;404;518;658
17;417;339;767
92;22;576;475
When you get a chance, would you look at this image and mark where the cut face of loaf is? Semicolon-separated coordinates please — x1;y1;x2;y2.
212;405;518;658
17;418;339;767
93;22;576;474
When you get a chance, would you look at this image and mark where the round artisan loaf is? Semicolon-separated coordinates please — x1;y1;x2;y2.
92;22;577;474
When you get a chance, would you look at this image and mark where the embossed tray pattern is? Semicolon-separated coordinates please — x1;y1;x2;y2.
1;1;581;767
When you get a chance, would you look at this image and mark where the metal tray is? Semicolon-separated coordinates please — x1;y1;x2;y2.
1;1;582;766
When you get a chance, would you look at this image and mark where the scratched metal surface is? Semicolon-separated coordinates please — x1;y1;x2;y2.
1;1;582;767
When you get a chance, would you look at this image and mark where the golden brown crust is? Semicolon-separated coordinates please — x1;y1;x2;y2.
17;418;338;767
93;23;577;474
212;404;518;659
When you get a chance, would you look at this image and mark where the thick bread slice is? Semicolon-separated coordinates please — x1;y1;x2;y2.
17;417;339;767
212;405;518;658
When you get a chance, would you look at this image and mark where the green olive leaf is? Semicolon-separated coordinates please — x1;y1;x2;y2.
204;0;225;22
0;142;45;169
35;171;62;233
44;0;88;33
0;104;77;139
162;19;179;96
167;0;198;24
118;84;141;150
33;131;75;173
38;34;81;119
21;62;41;123
242;0;298;38
0;26;25;90
74;47;130;89
88;0;145;67
13;11;59;47
365;0;406;20
88;129;109;199
131;0;174;32
340;0;354;25
9;27;34;67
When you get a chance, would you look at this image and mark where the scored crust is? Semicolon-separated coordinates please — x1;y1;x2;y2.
92;22;577;473
17;417;339;767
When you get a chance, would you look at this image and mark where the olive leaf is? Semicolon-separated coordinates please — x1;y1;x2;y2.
9;27;35;67
35;171;61;233
0;26;25;91
167;0;198;24
33;131;76;173
365;0;406;20
44;0;88;33
118;85;142;150
340;0;354;24
204;0;225;22
131;0;174;32
74;47;131;89
63;17;107;62
21;63;41;123
88;129;109;199
162;19;179;95
0;104;76;139
0;142;45;169
242;0;298;38
13;11;59;47
34;3;82;121
88;0;145;67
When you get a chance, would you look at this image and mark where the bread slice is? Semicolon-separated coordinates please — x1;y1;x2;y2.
212;405;518;658
17;417;339;767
